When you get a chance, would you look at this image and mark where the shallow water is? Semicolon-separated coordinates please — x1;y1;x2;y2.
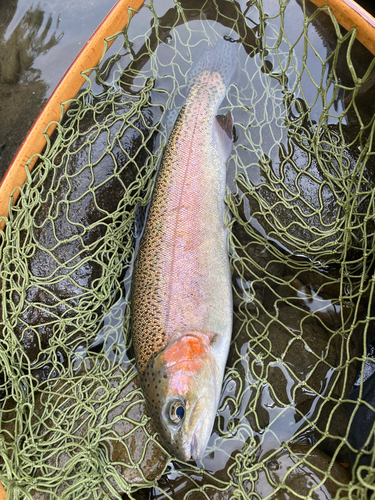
1;0;374;181
0;0;118;177
92;0;374;497
2;0;375;498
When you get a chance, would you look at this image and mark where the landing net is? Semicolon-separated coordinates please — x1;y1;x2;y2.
1;0;375;498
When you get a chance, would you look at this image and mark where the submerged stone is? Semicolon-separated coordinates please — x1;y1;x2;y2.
255;444;350;499
1;357;169;498
1;90;154;369
235;121;375;264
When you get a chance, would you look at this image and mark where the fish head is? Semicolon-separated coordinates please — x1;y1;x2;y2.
142;333;220;462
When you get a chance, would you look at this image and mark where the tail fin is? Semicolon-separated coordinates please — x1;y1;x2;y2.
187;39;237;92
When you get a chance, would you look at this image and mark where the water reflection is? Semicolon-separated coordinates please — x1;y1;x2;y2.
0;1;49;175
1;5;62;84
0;0;118;179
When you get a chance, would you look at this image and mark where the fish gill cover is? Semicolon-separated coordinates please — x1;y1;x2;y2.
0;0;375;498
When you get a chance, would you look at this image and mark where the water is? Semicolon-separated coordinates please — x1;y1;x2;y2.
0;0;118;177
94;0;374;497
2;0;375;497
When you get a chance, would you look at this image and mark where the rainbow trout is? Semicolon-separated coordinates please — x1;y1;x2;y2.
131;39;236;461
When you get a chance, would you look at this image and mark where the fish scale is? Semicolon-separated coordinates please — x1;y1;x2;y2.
131;39;236;461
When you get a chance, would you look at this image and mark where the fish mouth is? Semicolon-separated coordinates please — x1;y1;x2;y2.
191;430;204;461
179;428;202;462
183;396;209;461
190;432;199;461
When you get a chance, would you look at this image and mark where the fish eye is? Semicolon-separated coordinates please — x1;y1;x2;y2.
169;400;185;424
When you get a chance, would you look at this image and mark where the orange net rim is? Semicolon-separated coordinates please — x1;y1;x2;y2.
0;0;374;498
0;0;374;230
0;0;146;232
309;0;375;55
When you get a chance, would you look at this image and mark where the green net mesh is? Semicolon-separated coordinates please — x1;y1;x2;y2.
1;0;375;498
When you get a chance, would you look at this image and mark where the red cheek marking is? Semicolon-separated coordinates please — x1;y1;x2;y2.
162;335;208;368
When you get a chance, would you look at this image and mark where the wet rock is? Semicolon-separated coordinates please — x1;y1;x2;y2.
2;91;155;367
230;219;287;280
226;208;358;462
224;303;357;464
255;444;350;499
347;327;375;476
235;117;375;264
124;490;151;500
133;443;350;499
1;357;169;498
234;306;352;403
309;400;352;465
230;218;288;314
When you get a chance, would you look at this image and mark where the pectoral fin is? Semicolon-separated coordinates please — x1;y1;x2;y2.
215;111;234;160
